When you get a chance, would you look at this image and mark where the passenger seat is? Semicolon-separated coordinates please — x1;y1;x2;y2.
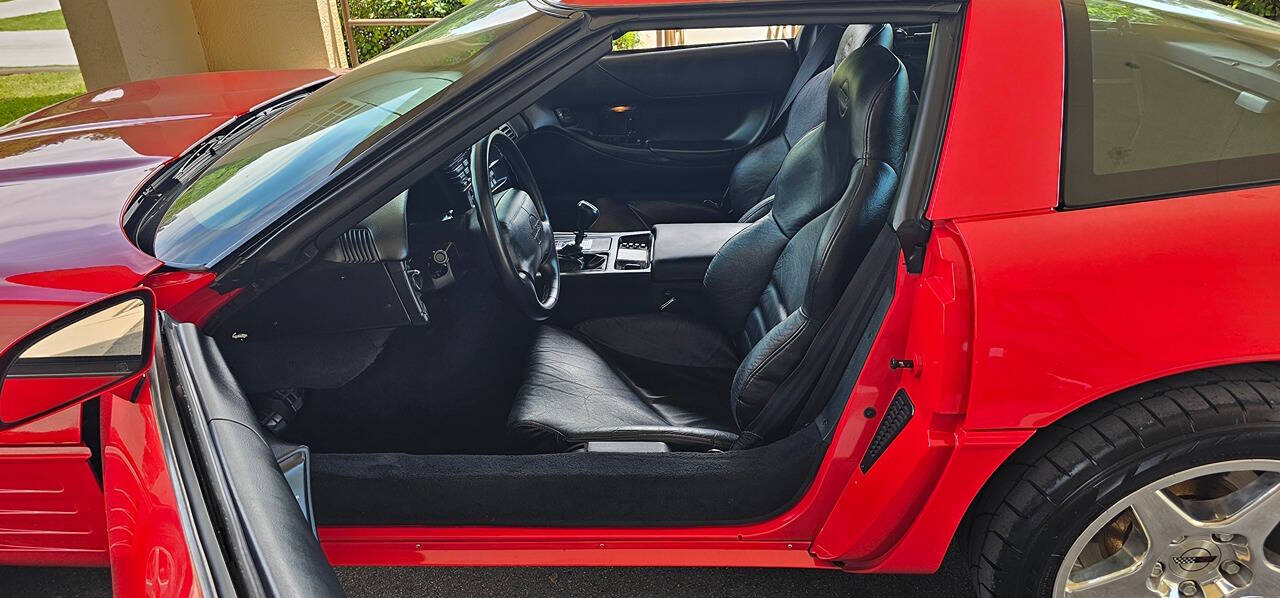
588;23;894;232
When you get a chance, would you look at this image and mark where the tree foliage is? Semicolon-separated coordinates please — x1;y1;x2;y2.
345;0;468;63
1215;0;1279;19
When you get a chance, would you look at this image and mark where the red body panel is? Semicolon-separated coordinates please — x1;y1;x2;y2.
0;69;332;566
956;185;1280;430
0;404;107;567
101;377;201;598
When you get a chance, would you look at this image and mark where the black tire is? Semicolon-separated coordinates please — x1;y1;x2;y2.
966;363;1280;597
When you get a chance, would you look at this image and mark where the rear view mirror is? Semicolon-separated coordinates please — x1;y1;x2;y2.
0;291;154;428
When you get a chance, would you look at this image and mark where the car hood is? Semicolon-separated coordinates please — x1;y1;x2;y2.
0;69;334;350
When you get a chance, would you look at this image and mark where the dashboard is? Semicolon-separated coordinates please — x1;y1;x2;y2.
406;118;530;227
216;118;532;343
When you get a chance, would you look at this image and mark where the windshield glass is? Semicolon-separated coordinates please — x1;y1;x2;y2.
152;0;552;267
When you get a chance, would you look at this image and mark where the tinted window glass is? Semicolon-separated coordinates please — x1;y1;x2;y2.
152;0;559;267
1063;0;1280;207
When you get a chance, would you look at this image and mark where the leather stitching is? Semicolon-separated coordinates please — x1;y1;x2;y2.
861;52;898;160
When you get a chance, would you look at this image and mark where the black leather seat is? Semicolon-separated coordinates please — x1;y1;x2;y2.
586;23;894;232
509;43;911;451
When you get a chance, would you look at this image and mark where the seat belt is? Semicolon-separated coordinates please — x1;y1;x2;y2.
764;24;843;138
731;228;898;450
711;25;843;218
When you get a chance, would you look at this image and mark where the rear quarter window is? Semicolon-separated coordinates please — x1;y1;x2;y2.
1062;0;1280;207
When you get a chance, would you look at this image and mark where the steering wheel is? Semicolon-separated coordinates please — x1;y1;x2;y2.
470;130;559;321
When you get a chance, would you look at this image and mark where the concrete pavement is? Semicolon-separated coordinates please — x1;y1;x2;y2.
0;29;76;68
0;0;61;20
0;0;77;70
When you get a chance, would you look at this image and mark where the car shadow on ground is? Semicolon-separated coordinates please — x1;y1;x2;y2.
0;547;971;597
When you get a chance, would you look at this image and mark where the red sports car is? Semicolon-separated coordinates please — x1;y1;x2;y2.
1;0;1277;595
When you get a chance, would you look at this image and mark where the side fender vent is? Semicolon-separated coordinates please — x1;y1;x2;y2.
860;389;914;473
327;227;381;263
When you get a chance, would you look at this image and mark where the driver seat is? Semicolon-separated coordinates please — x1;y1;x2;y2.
508;44;910;451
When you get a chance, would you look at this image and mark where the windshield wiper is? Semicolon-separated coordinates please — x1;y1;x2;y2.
174;95;306;185
125;93;309;244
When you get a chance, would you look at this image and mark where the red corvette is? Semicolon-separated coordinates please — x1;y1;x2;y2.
1;0;1278;595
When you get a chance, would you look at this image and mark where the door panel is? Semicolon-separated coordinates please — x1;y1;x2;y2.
524;39;797;224
102;315;343;597
103;376;205;597
161;318;344;597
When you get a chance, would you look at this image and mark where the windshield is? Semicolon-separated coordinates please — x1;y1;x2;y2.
151;0;554;267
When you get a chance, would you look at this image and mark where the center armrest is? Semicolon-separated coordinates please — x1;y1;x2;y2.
650;222;751;283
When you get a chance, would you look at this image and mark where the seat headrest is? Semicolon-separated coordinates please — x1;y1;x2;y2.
836;24;893;66
823;43;909;174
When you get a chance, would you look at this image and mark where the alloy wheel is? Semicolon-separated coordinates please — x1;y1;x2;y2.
1054;460;1280;597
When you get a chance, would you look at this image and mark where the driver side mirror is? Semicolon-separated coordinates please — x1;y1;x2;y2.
0;291;154;429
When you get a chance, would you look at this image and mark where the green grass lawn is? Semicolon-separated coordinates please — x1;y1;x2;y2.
0;9;66;31
0;71;85;126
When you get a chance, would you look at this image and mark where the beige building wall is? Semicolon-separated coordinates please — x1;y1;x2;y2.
188;0;346;72
63;0;347;90
63;0;208;91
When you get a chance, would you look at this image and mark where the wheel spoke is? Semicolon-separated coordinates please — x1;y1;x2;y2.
1064;564;1153;598
1128;489;1199;549
1065;513;1156;597
1213;472;1280;538
1239;560;1280;598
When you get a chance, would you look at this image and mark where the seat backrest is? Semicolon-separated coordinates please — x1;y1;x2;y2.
726;24;894;222
703;43;910;429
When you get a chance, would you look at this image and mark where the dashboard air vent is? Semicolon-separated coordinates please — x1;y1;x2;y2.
328;227;381;263
446;151;473;201
498;122;518;141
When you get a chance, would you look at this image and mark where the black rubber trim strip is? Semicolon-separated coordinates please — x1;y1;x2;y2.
151;324;235;598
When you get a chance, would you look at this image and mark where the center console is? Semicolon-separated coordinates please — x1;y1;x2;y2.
552;200;751;324
556;232;652;274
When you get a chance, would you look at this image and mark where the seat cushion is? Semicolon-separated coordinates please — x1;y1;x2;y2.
508;326;739;451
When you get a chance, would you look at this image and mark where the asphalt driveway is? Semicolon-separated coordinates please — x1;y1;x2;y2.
0;548;972;597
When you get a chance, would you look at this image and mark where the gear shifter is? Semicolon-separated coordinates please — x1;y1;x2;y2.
558;201;601;272
560;200;599;257
574;200;600;247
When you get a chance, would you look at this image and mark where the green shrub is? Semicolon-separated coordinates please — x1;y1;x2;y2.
612;31;644;51
1214;0;1279;19
345;0;467;63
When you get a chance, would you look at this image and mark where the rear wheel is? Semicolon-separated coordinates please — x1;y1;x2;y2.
969;364;1280;597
